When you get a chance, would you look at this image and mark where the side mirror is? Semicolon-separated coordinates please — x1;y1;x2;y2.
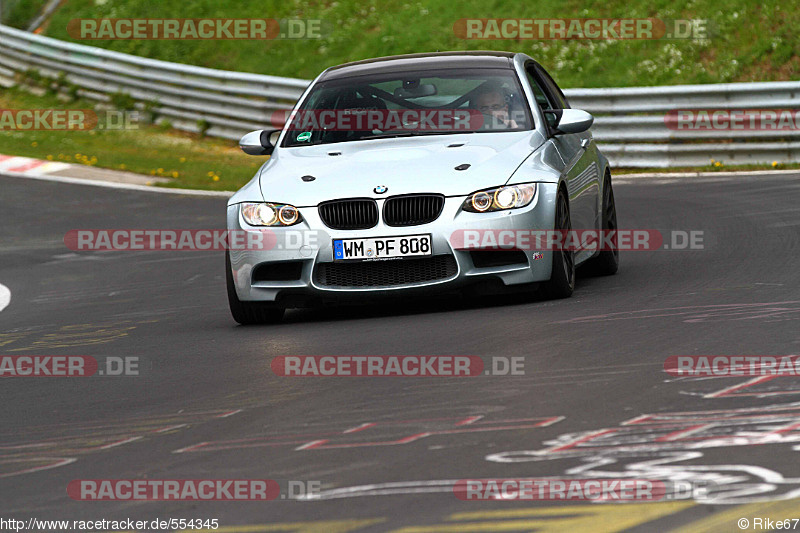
543;109;594;135
240;129;281;155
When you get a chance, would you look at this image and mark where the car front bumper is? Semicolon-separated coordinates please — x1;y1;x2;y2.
227;183;559;306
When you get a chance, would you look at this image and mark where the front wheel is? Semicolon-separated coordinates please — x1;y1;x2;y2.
226;252;284;325
584;173;619;275
539;189;575;299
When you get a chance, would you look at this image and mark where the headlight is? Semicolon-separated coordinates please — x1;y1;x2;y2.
463;184;536;213
241;202;303;226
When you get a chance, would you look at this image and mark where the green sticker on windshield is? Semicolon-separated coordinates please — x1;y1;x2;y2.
296;131;312;142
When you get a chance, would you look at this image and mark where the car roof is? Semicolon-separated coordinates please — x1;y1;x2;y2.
318;51;518;81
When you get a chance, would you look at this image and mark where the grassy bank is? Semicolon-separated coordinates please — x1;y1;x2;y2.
36;0;800;88
0;88;262;191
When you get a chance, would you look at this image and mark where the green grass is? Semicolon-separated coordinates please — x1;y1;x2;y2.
39;0;800;88
1;0;49;29
0;87;263;191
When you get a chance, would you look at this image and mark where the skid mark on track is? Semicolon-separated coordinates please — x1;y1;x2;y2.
0;457;76;479
0;319;158;352
0;409;241;479
486;402;800;504
173;415;564;454
703;375;800;398
554;301;800;325
491;402;800;458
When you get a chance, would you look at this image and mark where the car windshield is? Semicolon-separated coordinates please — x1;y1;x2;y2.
281;68;533;147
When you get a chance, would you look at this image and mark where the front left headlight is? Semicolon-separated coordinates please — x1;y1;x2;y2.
240;202;303;226
462;183;536;213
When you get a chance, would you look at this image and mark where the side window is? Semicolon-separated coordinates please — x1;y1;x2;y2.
525;64;559;130
525;68;553;111
536;66;570;109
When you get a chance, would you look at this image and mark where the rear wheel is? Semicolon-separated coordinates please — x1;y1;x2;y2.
539;189;575;299
585;173;619;275
226;252;284;325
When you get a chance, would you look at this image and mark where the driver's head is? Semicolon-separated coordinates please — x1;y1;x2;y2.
473;85;510;125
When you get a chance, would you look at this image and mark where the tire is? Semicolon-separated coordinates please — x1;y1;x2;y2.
584;172;619;276
226;252;284;325
539;188;575;299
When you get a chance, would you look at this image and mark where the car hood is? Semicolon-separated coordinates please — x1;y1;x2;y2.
258;131;545;206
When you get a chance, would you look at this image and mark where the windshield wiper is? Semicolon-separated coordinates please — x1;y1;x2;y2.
361;132;419;140
362;130;477;140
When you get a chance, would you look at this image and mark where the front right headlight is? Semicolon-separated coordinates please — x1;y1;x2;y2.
240;202;302;226
462;183;536;213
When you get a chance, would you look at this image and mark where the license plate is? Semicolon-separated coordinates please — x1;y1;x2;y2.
333;234;432;261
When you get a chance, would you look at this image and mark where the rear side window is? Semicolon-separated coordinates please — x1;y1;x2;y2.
535;65;570;109
525;71;553;111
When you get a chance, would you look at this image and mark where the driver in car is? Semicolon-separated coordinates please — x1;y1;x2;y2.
473;86;519;130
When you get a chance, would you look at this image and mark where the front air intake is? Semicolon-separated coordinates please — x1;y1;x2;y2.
318;198;379;230
383;194;445;227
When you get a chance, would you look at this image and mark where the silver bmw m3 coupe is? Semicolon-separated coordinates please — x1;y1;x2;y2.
226;51;618;324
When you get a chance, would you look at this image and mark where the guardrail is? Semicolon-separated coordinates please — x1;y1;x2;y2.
2;24;799;167
0;24;308;140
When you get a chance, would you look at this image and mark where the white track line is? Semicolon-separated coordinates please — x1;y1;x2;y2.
0;283;10;313
616;169;800;179
0;170;232;197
